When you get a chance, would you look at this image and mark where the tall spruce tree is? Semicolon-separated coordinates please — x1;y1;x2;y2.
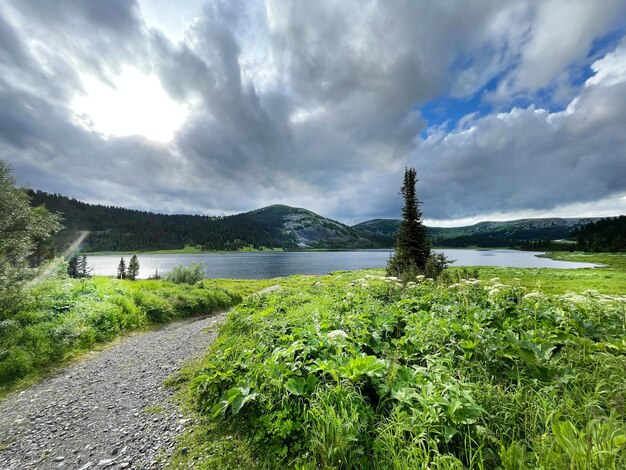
117;257;126;279
126;254;139;280
387;167;431;275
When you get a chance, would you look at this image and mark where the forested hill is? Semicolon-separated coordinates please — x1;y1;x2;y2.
353;217;603;249
572;215;626;251
27;191;378;252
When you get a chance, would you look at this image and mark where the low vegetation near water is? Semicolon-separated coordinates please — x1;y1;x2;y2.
0;261;242;393
172;264;626;469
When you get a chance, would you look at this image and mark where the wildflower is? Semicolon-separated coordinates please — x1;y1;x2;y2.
523;291;543;301
327;330;349;342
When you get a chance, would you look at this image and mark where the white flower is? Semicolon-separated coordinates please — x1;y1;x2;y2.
327;330;349;341
523;291;543;301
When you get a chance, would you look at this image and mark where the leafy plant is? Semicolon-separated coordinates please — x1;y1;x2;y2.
186;269;626;468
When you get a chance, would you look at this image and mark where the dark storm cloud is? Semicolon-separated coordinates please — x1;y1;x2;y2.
0;0;625;222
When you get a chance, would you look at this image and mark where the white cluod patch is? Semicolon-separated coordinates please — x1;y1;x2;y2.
72;67;189;142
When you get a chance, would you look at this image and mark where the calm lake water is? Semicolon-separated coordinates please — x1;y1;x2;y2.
88;249;599;280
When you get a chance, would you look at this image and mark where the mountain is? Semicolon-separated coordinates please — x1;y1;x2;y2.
247;205;374;249
27;191;381;252
352;217;602;248
352;219;401;238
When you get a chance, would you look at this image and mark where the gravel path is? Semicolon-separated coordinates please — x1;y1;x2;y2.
0;310;230;470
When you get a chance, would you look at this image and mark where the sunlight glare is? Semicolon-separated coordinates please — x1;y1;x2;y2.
72;67;188;142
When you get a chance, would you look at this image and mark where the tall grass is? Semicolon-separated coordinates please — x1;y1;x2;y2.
187;272;626;468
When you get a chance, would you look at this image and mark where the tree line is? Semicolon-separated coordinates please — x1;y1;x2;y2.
572;216;626;252
28;190;301;252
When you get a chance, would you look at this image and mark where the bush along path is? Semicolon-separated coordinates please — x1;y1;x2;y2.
0;309;229;469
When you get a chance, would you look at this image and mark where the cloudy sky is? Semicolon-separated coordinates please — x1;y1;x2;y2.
1;0;626;226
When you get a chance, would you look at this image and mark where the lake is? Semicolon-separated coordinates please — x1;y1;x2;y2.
87;249;599;279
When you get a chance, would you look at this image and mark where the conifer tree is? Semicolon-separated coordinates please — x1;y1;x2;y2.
67;254;79;278
117;257;126;279
126;254;139;280
387;167;431;275
76;253;91;278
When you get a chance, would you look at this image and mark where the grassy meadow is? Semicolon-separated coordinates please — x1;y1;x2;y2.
168;253;626;469
462;252;626;296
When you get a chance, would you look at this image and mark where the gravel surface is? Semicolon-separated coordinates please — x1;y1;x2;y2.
0;310;229;470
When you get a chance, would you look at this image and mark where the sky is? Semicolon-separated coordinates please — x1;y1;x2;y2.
1;0;626;227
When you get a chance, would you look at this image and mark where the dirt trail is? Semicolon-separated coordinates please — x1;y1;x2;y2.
0;310;229;470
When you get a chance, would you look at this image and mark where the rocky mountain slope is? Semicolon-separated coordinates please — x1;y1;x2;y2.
246;205;375;248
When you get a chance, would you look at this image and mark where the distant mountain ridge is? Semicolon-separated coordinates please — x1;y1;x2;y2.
28;190;602;253
354;217;602;248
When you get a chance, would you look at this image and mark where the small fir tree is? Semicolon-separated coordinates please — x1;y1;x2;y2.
126;254;139;280
77;253;91;278
67;254;79;278
387;167;431;276
117;257;126;279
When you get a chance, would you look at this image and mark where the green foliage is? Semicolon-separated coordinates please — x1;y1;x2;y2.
0;162;61;313
0;270;241;390
188;271;626;468
165;263;205;284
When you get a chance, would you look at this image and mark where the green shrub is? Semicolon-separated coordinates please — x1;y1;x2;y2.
0;347;32;383
84;303;122;342
189;272;626;468
132;290;175;323
165;263;205;284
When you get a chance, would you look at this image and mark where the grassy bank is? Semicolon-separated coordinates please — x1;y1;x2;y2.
89;245;286;255
467;252;626;295
170;267;626;469
0;267;243;395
